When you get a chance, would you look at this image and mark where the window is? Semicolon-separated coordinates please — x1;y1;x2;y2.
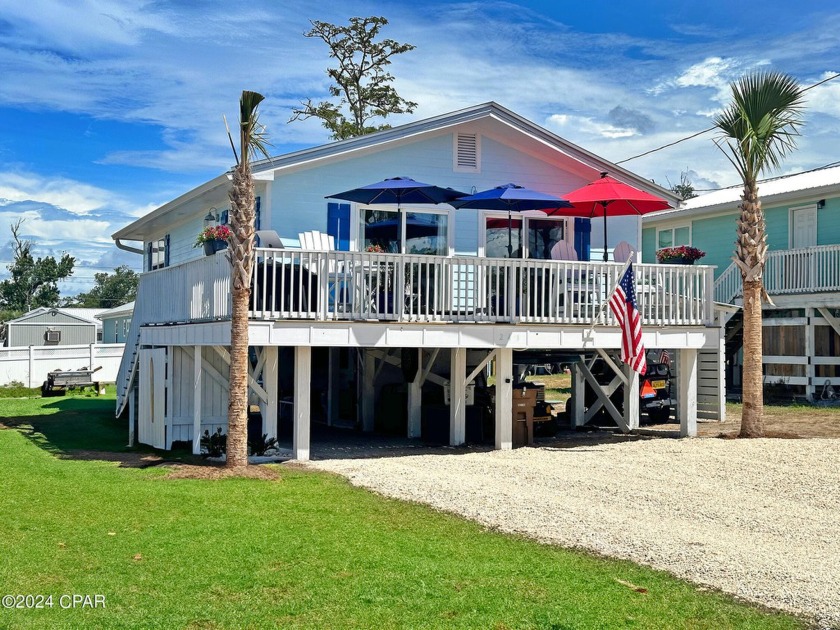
484;215;567;259
359;208;449;255
147;234;170;270
657;225;690;250
454;133;480;172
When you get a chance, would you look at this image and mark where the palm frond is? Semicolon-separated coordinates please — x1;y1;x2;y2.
713;71;805;183
239;90;272;164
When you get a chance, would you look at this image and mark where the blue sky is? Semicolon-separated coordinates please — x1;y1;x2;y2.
1;0;839;294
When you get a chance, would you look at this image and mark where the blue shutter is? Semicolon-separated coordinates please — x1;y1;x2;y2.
327;202;351;251
255;196;261;231
164;234;171;267
573;218;591;262
146;242;152;271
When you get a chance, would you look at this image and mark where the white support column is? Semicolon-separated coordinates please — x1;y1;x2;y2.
805;308;815;401
495;348;513;450
623;363;640;431
192;345;202;455
263;346;279;440
718;327;726;422
127;386;136;447
293;346;311;461
678;348;698;437
449;347;467;446
572;359;586;427
89;343;96;374
407;349;422;439
361;350;376;432
164;346;173;450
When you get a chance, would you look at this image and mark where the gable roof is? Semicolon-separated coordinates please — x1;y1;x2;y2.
114;102;678;242
6;307;107;326
645;163;840;222
96;301;135;319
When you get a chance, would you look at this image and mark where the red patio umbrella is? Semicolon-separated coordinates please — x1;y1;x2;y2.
562;172;672;262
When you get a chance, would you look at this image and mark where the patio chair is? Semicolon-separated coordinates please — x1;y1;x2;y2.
613;241;634;263
550;241;578;261
255;230;284;249
297;230;348;312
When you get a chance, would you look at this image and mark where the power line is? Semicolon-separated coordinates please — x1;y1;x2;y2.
615;72;840;166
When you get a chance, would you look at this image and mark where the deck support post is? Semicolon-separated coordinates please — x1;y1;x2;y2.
128;386;136;447
361;350;375;432
678;348;698;437
623;362;640;431
495;348;513;450
294;346;311;461
449;347;467;446
407;349;422;439
192;345;202;455
805;308;815;401
263;346;279;440
571;359;586;427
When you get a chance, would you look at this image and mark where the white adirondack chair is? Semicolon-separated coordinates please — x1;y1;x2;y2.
613;241;634;263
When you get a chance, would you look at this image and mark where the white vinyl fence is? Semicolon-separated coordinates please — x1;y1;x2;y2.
0;343;125;388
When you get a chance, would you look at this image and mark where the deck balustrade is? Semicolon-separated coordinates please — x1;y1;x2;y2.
134;249;715;328
714;243;840;303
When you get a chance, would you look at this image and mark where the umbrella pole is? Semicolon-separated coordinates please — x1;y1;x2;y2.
507;210;513;258
602;202;609;262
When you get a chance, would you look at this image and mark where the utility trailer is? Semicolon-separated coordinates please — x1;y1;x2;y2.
41;366;103;397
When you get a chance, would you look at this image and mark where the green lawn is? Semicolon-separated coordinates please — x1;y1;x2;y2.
0;394;804;629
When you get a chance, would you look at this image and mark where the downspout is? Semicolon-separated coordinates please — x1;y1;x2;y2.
115;238;144;255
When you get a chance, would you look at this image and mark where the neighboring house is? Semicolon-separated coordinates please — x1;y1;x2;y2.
642;164;840;400
97;301;134;344
112;101;722;458
5;307;106;347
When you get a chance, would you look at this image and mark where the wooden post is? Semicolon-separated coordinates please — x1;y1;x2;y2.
263;346;279;440
164;346;173;449
361;350;376;432
192;345;202;455
623;362;640;431
495;347;513;450
805;307;815;401
127;386;136;447
572;359;586;427
449;347;467;446
678;348;698;437
294;346;311;461
407;349;422;439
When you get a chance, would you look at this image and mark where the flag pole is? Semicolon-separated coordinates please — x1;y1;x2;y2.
589;258;633;328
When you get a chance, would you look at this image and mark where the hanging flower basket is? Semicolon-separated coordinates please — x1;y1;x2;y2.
195;225;231;255
656;245;705;264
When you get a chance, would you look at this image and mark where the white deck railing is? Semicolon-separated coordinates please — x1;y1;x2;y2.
128;249;714;328
714;243;840;303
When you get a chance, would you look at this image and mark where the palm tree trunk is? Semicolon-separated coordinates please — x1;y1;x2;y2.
736;183;766;437
226;159;256;468
740;279;765;436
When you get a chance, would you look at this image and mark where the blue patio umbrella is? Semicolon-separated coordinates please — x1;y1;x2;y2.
450;184;572;257
327;177;466;253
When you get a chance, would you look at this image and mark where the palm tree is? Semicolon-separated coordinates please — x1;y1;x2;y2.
227;90;270;468
713;72;805;437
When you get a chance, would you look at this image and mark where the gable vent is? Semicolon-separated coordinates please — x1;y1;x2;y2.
454;133;480;172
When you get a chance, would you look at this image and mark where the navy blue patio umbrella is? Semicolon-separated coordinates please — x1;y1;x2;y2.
450;183;572;257
327;177;466;253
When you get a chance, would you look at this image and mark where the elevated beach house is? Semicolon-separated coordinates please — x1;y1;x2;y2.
112;102;723;458
642;165;840;401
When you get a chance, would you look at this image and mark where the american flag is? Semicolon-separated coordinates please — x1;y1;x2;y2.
609;263;646;375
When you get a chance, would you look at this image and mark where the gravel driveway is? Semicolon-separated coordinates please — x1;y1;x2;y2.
307;435;840;627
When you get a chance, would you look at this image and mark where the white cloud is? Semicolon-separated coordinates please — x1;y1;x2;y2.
0;171;152;217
